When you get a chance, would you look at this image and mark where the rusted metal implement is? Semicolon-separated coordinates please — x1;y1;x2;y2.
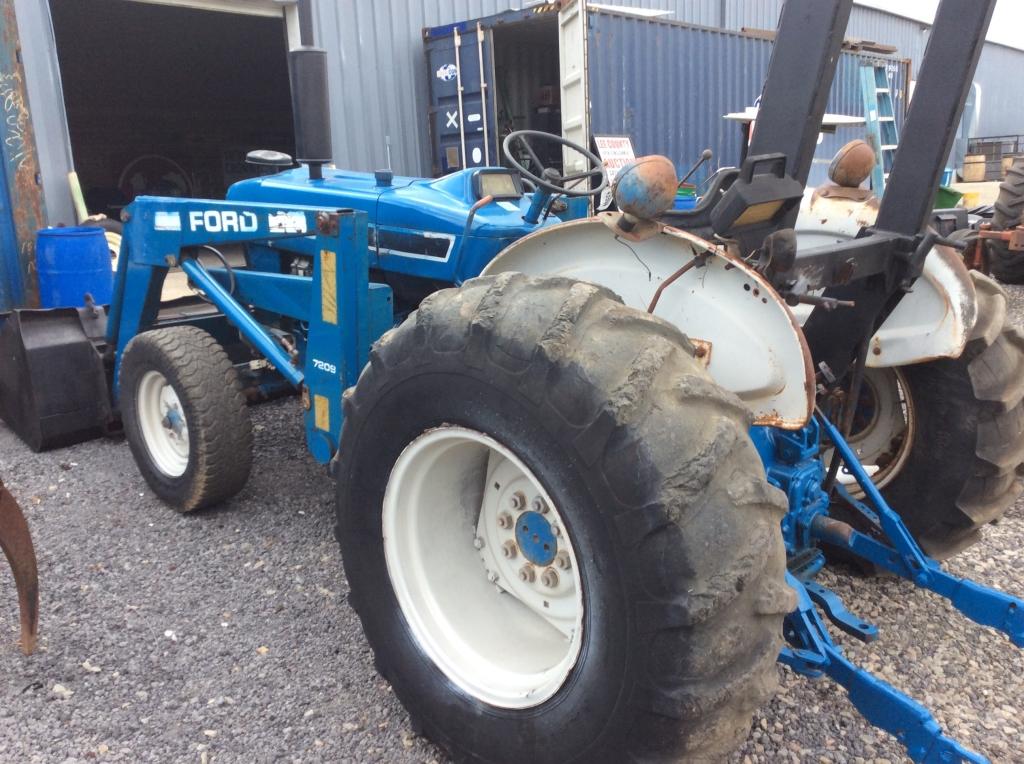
0;0;47;310
0;479;38;654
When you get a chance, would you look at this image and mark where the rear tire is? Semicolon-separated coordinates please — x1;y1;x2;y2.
989;158;1024;284
335;274;792;762
120;326;253;512
876;272;1024;557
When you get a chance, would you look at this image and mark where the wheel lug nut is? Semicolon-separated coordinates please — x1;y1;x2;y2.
497;512;514;529
541;568;559;588
509;492;526;511
554;551;571;570
501;541;518;559
518;565;536;583
532;496;548;514
487;571;499;584
552;524;562;537
473;537;485;550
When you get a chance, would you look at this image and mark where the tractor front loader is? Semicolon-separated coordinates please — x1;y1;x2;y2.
1;0;1022;761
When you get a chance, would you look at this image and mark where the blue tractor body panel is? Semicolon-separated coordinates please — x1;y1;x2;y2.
227;167;588;284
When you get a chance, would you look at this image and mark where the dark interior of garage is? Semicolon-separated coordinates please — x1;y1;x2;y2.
50;0;294;219
491;17;561;169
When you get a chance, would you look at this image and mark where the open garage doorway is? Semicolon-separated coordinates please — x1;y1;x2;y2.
49;0;294;220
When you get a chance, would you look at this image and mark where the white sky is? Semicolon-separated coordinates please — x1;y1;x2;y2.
856;0;1024;51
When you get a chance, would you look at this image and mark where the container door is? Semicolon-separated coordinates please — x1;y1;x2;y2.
425;24;496;175
558;0;590;179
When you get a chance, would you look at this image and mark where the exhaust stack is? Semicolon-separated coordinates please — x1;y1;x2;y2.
289;0;332;181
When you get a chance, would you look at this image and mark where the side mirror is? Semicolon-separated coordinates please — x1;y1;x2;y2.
246;149;294;167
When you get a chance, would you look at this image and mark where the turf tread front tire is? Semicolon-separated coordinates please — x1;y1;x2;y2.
884;271;1024;556
335;274;791;763
120;326;253;512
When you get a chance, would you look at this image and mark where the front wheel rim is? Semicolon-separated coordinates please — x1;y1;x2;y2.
839;366;916;492
136;370;190;477
382;426;584;709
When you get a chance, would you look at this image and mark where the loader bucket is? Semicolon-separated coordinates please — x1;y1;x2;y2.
0;307;112;451
0;480;38;654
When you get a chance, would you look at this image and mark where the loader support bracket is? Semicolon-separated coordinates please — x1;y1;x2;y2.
0;480;38;654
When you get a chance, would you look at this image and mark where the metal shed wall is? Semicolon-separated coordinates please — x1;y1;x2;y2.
311;0;1014;178
11;0;1024;223
587;11;906;188
971;42;1024;137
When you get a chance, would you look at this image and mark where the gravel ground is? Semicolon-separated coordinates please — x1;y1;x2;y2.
1;289;1024;763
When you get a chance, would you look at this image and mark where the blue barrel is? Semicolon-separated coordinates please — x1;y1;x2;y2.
35;227;113;308
673;194;698;211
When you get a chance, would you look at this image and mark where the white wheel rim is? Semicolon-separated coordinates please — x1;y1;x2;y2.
836;367;915;491
136;370;190;477
106;231;122;272
383;426;584;709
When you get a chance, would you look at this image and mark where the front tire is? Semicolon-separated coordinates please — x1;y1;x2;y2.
847;272;1024;557
335;274;792;762
120;326;253;512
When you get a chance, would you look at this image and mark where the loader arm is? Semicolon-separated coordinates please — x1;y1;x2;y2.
792;0;996;378
700;0;994;381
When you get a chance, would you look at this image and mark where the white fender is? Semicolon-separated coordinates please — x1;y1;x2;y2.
796;192;977;367
482;218;814;429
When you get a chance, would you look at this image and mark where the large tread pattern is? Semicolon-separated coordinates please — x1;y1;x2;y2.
120;326;253;512
957;273;1024;528
989;158;1024;284
336;274;792;762
896;271;1024;556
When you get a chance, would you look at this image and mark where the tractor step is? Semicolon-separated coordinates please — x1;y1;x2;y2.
0;307;113;451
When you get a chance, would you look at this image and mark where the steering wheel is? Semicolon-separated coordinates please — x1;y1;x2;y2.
502;130;608;198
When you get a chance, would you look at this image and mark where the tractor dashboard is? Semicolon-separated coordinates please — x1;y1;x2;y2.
472;169;523;201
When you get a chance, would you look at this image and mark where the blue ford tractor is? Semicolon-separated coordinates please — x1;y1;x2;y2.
2;1;1023;761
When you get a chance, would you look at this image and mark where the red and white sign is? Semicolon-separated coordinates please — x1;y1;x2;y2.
593;135;636;209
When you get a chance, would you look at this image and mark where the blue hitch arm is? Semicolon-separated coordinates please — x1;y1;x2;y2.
180;259;303;388
815;412;1024;647
782;574;987;764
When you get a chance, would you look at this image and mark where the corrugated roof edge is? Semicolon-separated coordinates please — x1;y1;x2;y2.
423;2;560;40
424;2;881;50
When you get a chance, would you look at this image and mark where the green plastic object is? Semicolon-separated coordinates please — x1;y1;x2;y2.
934;185;963;210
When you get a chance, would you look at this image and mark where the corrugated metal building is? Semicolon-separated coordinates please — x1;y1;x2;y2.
4;0;1024;308
310;0;1024;176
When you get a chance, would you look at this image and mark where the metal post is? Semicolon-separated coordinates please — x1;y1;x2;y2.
0;0;46;309
477;22;491;166
296;0;314;47
747;0;853;190
453;28;467;169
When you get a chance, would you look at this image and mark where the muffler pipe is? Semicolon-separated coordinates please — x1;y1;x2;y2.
289;0;333;180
